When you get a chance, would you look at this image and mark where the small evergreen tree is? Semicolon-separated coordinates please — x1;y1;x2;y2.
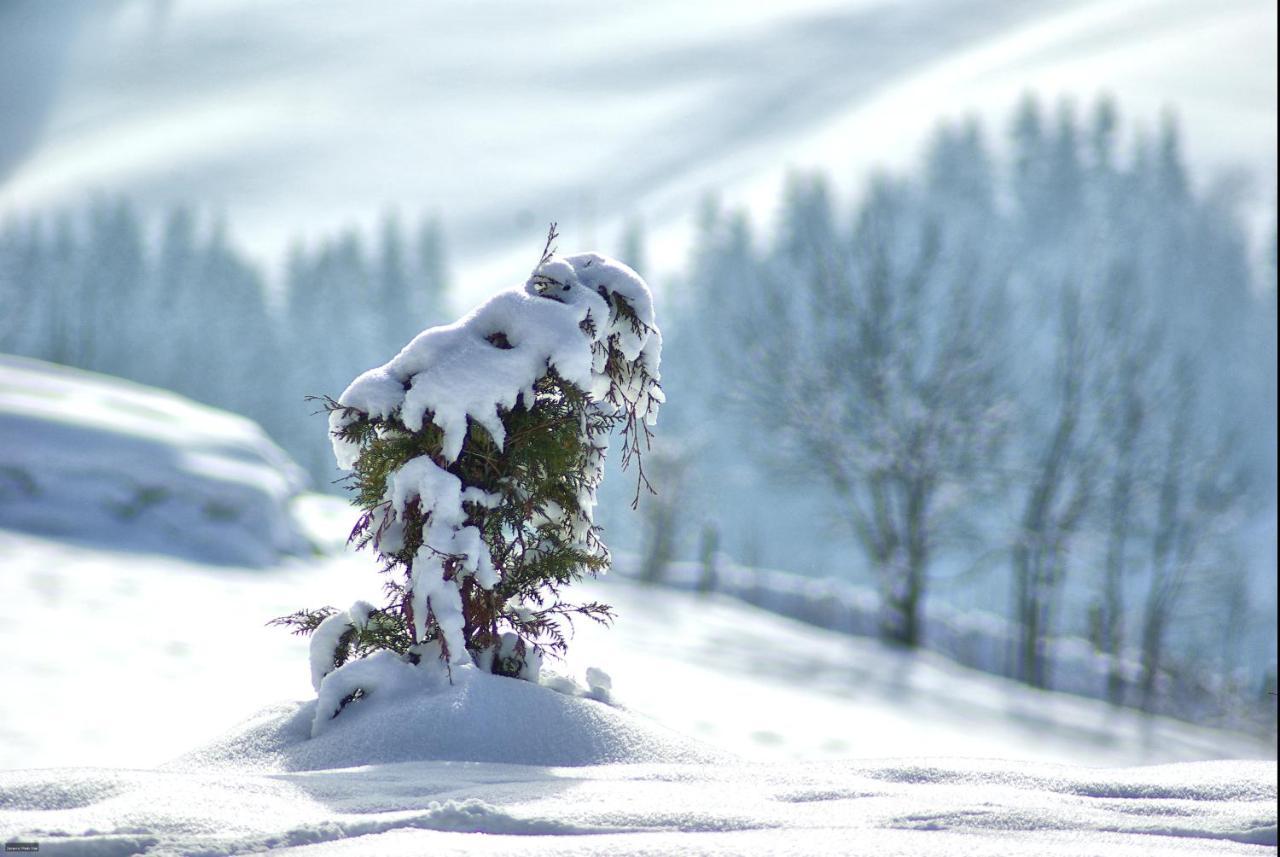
274;227;663;699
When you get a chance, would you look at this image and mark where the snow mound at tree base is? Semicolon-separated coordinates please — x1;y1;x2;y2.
171;668;728;772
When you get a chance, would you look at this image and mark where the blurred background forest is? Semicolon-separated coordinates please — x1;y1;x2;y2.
0;0;1275;737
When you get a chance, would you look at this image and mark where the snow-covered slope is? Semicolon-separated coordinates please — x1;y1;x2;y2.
0;355;311;564
1;1;1273;301
1;524;1273;772
1;521;1275;852
0;362;1272;851
2;546;1275;857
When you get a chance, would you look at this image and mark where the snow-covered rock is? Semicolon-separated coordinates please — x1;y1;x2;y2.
0;354;312;564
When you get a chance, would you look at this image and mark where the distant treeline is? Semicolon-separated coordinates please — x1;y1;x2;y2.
0;206;449;480
647;94;1277;716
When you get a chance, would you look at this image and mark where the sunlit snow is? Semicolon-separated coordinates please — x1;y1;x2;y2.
1;271;1274;856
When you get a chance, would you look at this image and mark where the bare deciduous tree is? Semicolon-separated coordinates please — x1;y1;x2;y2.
1009;285;1094;687
723;176;1006;646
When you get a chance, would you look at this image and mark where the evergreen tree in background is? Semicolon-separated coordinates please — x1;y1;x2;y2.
0;200;450;488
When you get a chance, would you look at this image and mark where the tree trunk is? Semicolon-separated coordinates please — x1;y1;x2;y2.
1100;375;1141;705
1139;605;1165;712
1016;548;1044;686
1011;545;1029;679
697;524;719;595
639;500;676;584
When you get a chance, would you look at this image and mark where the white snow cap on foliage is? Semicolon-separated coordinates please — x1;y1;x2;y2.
496;631;543;682
385;456;497;659
309;600;377;692
313;649;450;737
331;252;661;467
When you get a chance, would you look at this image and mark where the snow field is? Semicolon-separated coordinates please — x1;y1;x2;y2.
624;558;1271;733
1;517;1275;854
0;360;1274;854
2;757;1273;855
2;525;1273;773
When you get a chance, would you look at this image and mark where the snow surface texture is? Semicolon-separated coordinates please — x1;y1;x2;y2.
329;252;660;664
0;522;1275;854
2;757;1274;855
0;355;311;564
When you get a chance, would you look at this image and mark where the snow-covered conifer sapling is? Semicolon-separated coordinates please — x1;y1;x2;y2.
273;228;662;728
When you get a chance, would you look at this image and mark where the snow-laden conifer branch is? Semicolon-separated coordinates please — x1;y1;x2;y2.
275;230;661;721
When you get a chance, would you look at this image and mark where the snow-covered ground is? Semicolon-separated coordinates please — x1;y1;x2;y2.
1;1;1274;303
611;557;1277;736
4;527;1273;774
0;534;1274;854
1;363;1275;854
2;531;1277;855
4;753;1274;855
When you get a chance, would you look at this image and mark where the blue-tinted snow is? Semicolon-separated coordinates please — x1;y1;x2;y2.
0;355;311;564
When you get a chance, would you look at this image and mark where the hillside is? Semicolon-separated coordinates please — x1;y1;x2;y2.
0;359;1272;771
1;1;1273;300
1;530;1275;853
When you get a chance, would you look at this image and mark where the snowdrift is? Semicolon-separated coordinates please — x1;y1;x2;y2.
0;355;311;564
173;668;727;772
